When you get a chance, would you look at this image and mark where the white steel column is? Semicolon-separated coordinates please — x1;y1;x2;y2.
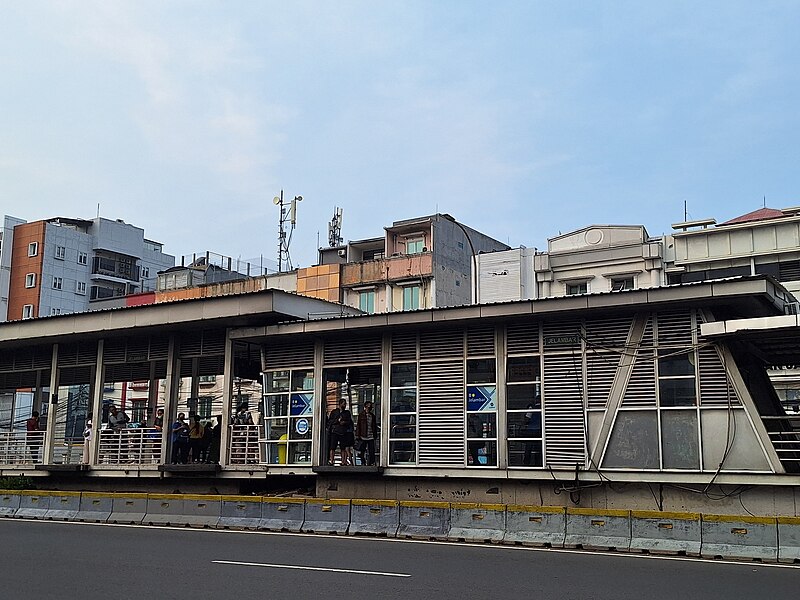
42;344;59;464
89;339;105;465
160;335;177;464
219;331;234;466
311;338;324;467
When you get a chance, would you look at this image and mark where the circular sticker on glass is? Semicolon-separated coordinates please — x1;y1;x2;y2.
295;418;309;435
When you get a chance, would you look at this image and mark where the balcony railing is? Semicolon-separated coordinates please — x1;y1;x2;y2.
91;256;140;282
0;431;46;465
229;425;260;464
98;428;162;465
341;252;433;286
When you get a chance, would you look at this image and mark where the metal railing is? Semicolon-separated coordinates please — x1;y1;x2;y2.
0;431;46;465
98;428;162;465
763;415;800;465
229;425;260;464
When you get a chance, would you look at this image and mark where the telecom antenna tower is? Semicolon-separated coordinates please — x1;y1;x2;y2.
328;207;343;247
273;190;302;272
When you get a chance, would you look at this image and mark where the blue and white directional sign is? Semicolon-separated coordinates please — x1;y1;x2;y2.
467;386;497;412
295;418;310;436
290;393;313;416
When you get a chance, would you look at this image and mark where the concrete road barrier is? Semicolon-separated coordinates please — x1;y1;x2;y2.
701;514;778;561
630;511;701;556
218;496;262;529
349;499;399;537
109;493;148;524
566;508;631;551
176;495;222;528
145;494;187;526
75;492;112;522
44;491;81;521
16;491;51;519
448;503;506;543
260;497;305;532
777;517;800;563
302;498;350;535
0;491;20;517
504;505;566;547
398;501;450;540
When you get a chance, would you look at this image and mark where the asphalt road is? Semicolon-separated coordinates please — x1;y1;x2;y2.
1;520;798;600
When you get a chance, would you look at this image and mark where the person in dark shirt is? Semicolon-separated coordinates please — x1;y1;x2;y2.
327;399;352;465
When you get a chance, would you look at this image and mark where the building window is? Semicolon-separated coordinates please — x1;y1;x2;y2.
50;307;62;316
75;281;86;295
566;281;588;295
25;273;36;288
55;245;66;260
466;358;498;467
657;349;697;407
405;238;424;255
402;285;420;311
198;375;216;385
22;304;34;319
359;290;376;314
506;356;543;467
142;266;150;278
78;252;88;265
28;242;38;257
52;276;63;290
611;276;634;291
389;363;417;465
261;369;314;465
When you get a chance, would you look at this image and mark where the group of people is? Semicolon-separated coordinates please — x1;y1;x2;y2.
171;413;221;464
326;399;378;466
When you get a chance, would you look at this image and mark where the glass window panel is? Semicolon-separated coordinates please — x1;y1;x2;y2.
659;378;697;407
263;442;282;464
390;441;416;464
507;356;541;383
466;413;497;438
265;371;290;393
390;389;417;413
467;359;496;384
506;384;541;410
288;441;312;464
467;440;497;467
263;418;288;441
288;417;313;440
391;363;417;387
658;350;695;376
291;370;314;391
508;440;543;467
507;410;542;439
265;394;290;417
602;411;660;469
661;410;699;469
389;415;416;438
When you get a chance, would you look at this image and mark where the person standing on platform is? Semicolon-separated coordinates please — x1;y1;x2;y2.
356;401;378;466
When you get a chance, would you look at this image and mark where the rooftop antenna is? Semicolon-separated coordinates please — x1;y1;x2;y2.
684;200;687;222
328;207;343;247
273;190;302;272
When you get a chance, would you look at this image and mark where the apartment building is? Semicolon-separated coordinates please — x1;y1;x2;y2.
0;215;175;321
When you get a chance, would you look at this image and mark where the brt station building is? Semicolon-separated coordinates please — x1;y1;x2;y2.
1;278;800;514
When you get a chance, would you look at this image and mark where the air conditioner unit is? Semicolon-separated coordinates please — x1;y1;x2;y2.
337;249;346;258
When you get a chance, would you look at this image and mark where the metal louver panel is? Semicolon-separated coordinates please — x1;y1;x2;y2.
507;322;539;355
657;311;693;346
586;351;620;409
13;348;34;370
584;317;633;350
76;341;97;365
467;327;495;357
126;337;150;362
420;330;463;360
103;339;127;364
543;354;586;468
698;346;740;405
391;332;417;362
153;360;168;379
179;359;194;378
105;363;152;382
202;330;226;355
418;360;465;466
0;371;40;389
179;332;203;357
148;336;170;360
0;350;13;372
264;341;315;369
199;355;225;376
58;366;92;386
640;314;655;347
324;335;382;365
622;351;656;406
543;319;581;340
32;346;52;369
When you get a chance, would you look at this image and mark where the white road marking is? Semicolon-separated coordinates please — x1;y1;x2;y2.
212;559;411;577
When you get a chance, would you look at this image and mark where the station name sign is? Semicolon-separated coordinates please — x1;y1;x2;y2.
544;334;580;348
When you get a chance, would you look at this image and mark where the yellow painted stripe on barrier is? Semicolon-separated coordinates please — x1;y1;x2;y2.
450;502;506;511
631;510;700;521
262;497;305;504
81;491;114;499
506;505;565;514
18;490;54;497
219;495;261;502
306;498;350;506
109;493;149;499
702;514;777;525
567;507;630;518
352;499;399;507
777;516;800;525
147;493;185;500
399;501;450;509
181;495;223;502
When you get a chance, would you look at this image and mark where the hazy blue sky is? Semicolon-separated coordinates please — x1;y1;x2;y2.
2;1;799;268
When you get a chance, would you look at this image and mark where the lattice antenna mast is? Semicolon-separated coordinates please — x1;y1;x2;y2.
328;207;343;247
274;190;302;272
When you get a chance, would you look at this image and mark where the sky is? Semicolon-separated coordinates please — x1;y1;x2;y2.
2;1;800;270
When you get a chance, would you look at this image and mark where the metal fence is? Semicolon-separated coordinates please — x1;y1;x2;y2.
98;428;162;465
229;425;260;464
0;431;46;465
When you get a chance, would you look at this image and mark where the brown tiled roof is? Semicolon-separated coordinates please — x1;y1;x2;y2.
720;207;785;226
